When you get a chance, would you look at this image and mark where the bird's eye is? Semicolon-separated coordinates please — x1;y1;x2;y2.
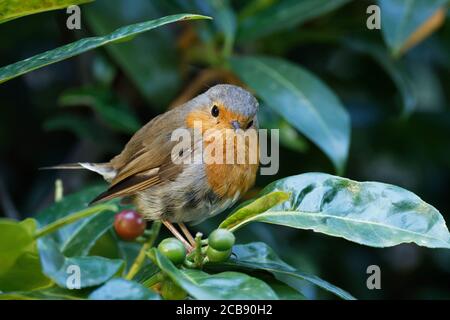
246;120;254;129
211;105;219;117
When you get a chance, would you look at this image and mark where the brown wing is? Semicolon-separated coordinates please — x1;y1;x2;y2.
91;108;187;204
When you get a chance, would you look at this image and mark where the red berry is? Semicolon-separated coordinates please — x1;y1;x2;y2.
114;210;146;241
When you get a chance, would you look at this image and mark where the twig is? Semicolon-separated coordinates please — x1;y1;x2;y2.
125;220;161;280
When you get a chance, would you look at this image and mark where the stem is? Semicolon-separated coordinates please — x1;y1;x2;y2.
33;203;118;239
194;232;203;268
125;220;161;280
222;35;234;60
183;259;196;269
186;244;207;261
54;179;63;202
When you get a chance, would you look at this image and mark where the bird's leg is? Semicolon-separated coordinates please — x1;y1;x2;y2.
161;220;193;252
178;222;196;247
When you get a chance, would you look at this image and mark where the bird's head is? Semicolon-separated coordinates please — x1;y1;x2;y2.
185;84;259;133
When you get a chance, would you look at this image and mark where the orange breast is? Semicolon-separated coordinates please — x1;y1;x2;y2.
204;133;259;199
205;162;258;199
185;106;259;199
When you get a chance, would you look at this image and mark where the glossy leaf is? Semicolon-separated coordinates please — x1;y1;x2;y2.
231;56;350;173
0;251;52;292
193;0;237;55
83;1;185;107
0;219;51;292
88;231;121;260
44;115;106;141
0;219;36;272
238;0;351;41
38;236;123;289
345;39;417;115
220;191;290;230
35;185;109;244
379;0;448;56
219;242;354;300
266;279;306;300
150;248;278;299
228;173;450;249
0;286;86;300
0;14;211;84
89;278;160;300
0;0;92;24
116;240;143;275
59;87;141;134
166;0;219;42
60;211;116;257
181;269;278;300
258;105;309;153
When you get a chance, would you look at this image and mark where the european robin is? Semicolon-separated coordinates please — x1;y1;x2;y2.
46;84;259;250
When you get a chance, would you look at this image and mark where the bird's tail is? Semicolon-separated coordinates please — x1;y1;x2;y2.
40;162;116;182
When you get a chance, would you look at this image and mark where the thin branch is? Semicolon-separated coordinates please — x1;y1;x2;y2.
125;220;161;280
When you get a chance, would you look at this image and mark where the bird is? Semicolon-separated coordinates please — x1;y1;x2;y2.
45;84;259;250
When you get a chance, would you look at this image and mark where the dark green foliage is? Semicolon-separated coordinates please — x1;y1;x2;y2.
1;0;450;300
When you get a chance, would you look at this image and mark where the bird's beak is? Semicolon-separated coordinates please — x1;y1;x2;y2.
231;120;241;130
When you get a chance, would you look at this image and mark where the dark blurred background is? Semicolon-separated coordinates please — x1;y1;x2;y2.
1;0;450;299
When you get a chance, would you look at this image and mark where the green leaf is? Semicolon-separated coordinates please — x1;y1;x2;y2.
0;13;211;84
378;0;449;56
59;87;141;134
0;0;92;24
88;230;121;260
38;236;123;289
220;242;355;300
258;104;308;152
60;211;116;257
0;219;36;272
196;0;237;56
83;1;187;107
150;248;278;299
0;251;52;292
182;269;278;300
265;278;306;300
35;185;109;244
89;278;160;300
33;187;123;289
345;39;417;115
116;240;143;275
220;191;290;230
229;173;450;249
0;286;86;300
0;219;52;292
44;115;104;140
237;0;351;41
230;56;351;173
167;0;218;43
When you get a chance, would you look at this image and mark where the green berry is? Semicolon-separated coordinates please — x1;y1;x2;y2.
208;229;235;251
157;238;186;265
206;246;232;262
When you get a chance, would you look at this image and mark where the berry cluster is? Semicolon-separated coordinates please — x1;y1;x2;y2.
113;210;236;300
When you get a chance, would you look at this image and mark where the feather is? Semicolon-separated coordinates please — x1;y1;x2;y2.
40;162;116;182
